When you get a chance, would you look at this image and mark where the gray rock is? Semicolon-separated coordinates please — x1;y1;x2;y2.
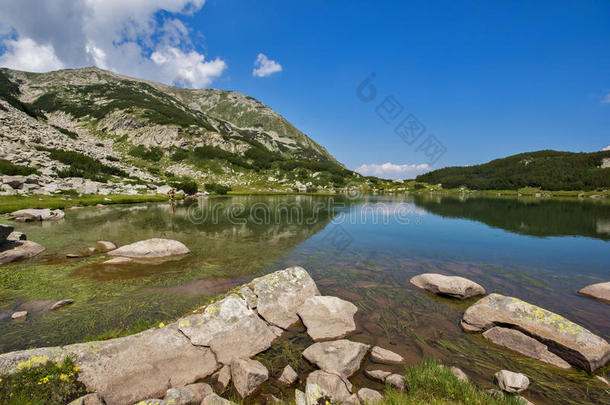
3;175;26;189
385;374;406;392
11;311;28;319
462;293;610;372
50;299;74;310
295;389;307;405
66;253;80;258
251;266;320;329
278;364;298;385
357;388;383;403
102;257;133;264
482;326;571;369
306;371;353;404
7;231;26;241
135;400;166;405
297;296;358;341
0;224;14;242
578;282;610;303
201;393;236;405
67;392;106;405
164;383;213;405
11;208;64;222
0;240;45;264
302;339;370;377
178;294;277;364
494;370;530;393
230;358;269;398
237;286;257;309
108;238;190;258
370;346;404;365
212;364;231;392
364;369;391;382
410;273;485;299
96;241;117;251
450;366;468;382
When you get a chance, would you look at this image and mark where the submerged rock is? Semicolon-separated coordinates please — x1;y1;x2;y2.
251;266;320;329
410;273;485;299
11;311;27;319
494;370;530;393
278;364;298;385
107;238;190;258
302;339;370;377
0;240;45;265
578;282;610;303
230;358;269;398
177;294;277;364
101;257;133;264
462;293;610;372
483;326;570;369
50;299;74;310
364;369;391;382
306;371;353;404
297;296;358;341
370;346;404;365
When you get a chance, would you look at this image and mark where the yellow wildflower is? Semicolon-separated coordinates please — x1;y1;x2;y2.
59;373;69;382
158;322;165;328
73;366;80;372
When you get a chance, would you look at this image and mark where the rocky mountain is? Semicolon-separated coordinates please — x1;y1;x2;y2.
0;67;356;196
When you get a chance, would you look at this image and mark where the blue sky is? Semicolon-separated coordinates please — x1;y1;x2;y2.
0;0;609;178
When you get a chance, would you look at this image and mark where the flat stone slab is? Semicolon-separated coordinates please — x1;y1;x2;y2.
370;346;404;364
251;266;320;329
177;294;277;364
578;282;610;303
462;293;610;372
483;326;571;369
0;240;45;264
0;325;219;405
410;273;485;299
302;339;370;377
108;238;190;258
297;296;358;341
306;371;353;404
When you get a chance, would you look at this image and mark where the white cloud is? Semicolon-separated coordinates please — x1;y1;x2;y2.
0;0;226;88
603;145;610;151
252;53;282;77
0;37;64;72
355;162;432;179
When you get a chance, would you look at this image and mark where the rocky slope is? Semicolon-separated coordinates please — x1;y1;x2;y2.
0;67;356;196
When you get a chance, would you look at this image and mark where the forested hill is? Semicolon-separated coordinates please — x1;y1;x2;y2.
416;150;610;191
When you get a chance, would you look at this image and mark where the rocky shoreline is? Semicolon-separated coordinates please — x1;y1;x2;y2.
0;265;608;405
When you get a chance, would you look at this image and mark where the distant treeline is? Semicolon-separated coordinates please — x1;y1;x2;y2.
416;150;610;191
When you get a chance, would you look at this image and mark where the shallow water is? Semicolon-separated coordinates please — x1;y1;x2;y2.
0;195;608;404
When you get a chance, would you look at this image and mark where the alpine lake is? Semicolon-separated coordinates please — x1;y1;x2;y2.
0;194;608;405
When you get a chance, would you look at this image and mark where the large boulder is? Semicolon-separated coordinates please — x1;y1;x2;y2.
494;370;530;394
578;282;610;303
462;294;610;372
107;238;190;258
177;294;277;364
0;224;14;243
410;273;485;299
11;208;64;222
302;339;370;377
230;358;268;398
251;266;320;329
0;240;45;265
305;371;353;404
482;327;570;369
297;296;358;341
0;325;219;405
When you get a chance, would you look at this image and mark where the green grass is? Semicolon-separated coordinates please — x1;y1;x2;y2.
37;147;127;182
0;357;87;405
0;194;178;214
0;160;39;176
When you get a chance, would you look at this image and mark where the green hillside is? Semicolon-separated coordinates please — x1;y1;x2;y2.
416;150;610;191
